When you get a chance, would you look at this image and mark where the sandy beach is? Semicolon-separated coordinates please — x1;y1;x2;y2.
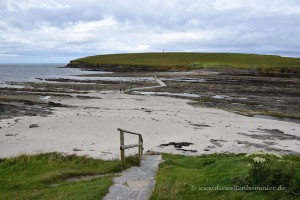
1;90;299;159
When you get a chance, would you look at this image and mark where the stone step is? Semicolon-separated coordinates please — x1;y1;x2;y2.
103;155;162;200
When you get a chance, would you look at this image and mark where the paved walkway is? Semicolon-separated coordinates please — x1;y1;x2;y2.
104;155;162;200
153;76;167;87
126;76;167;92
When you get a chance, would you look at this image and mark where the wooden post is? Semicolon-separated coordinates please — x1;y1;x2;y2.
120;130;125;168
139;135;143;158
118;128;144;168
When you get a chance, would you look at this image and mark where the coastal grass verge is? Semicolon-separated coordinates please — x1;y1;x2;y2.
0;152;139;200
151;153;300;200
68;52;300;72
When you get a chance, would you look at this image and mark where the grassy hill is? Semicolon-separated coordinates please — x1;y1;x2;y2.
68;52;300;72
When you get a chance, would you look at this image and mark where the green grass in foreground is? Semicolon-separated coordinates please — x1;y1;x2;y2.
0;152;139;200
70;52;300;71
151;154;300;200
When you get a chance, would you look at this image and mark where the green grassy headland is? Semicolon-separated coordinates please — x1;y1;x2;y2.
68;52;300;72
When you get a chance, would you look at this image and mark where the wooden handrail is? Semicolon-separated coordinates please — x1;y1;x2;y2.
118;128;143;168
117;128;143;137
121;143;143;149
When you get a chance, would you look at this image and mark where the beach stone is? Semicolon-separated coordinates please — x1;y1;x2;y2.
29;124;39;128
5;133;17;136
104;155;162;200
73;148;83;151
48;101;63;107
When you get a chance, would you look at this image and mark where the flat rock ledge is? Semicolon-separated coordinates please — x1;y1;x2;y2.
104;155;162;200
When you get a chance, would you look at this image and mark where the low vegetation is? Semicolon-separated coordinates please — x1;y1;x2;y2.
235;151;299;194
151;153;300;200
0;152;139;200
1;152;299;199
68;52;300;72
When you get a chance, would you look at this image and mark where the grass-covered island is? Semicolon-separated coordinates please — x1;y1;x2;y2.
67;52;300;73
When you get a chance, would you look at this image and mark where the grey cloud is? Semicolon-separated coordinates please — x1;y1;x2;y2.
0;0;300;63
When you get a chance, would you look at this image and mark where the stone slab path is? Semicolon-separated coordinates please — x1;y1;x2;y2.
127;76;167;92
103;155;162;200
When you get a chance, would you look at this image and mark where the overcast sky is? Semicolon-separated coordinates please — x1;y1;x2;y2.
1;0;300;63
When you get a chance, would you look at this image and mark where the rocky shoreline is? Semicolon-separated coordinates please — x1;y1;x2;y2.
66;62;176;72
1;66;300;159
1;67;299;121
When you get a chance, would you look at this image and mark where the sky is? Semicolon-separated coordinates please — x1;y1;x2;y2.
0;0;300;63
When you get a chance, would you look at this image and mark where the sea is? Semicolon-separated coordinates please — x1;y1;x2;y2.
0;63;92;86
0;64;148;86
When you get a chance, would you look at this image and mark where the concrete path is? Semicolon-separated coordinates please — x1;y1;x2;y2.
153;76;167;87
103;155;162;200
127;76;167;92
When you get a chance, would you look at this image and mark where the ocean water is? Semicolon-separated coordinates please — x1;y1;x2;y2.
0;64;155;85
0;63;93;85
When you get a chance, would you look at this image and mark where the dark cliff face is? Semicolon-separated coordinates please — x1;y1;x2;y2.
65;62;185;72
65;62;300;77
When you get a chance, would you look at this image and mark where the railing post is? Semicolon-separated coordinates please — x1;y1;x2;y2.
139;135;143;158
118;128;144;168
120;130;125;168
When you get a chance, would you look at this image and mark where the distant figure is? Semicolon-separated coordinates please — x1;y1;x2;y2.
119;88;122;93
163;50;164;53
